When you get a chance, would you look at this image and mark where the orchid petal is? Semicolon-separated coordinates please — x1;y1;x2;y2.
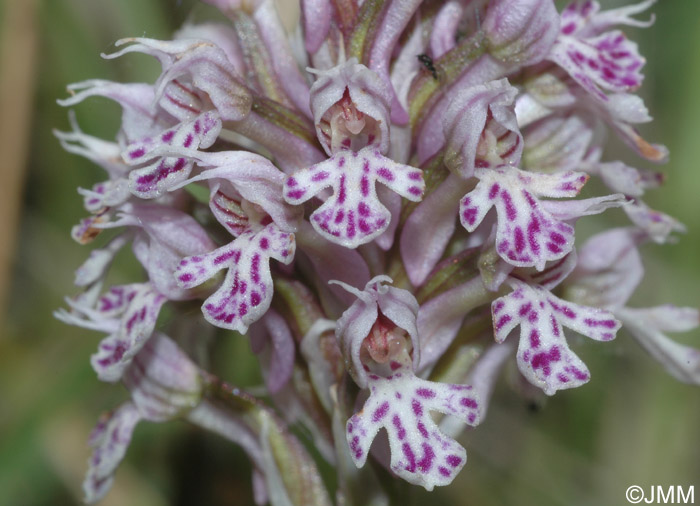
617;306;700;385
123;333;202;422
83;402;142;504
346;350;480;490
522;113;594;173
284;146;424;248
623;199;686;243
560;0;656;37
550;30;645;102
460;166;588;269
104;37;252;121
54;114;128;179
176;223;295;333
174;150;300;233
444;79;522;178
91;284;167;382
333;276;420;388
568;227;643;308
175;23;245;75
492;280;620;394
74;234;130;287
541;193;627;221
125;111;222;198
58;80;163;142
310;59;393;156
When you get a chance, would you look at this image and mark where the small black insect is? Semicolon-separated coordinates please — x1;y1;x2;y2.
417;53;438;80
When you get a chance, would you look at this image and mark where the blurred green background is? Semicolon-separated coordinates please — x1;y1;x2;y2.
0;0;698;505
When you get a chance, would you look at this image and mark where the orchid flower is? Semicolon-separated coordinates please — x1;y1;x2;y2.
333;276;481;490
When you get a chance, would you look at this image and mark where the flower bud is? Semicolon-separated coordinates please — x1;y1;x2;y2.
483;0;560;66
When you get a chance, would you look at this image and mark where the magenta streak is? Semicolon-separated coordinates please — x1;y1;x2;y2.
392;415;406;440
417;443;435;472
311;171;329;182
372;401;390;422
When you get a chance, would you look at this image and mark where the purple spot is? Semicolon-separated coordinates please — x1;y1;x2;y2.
584;318;617;329
439;466;451;477
161;131;174;142
446;455;462;467
358;219;371;234
183;133;193;148
311;171;329;182
547;243;562;254
402;443;416;472
417;421;429;438
360;176;370;196
338;175;347;203
346;210;356;239
251;254;261;283
214;250;235;265
377;168;394;181
372;402;390;422
550;232;567;245
501;191;517;221
531;346;561;376
287;189;305;200
489;183;500;199
350;435;363;459
259;237;269;250
286;177;297;187
529;329;540;348
495;314;512;332
251;291;261;307
239;302;248;316
358;202;370;217
411;399;423;416
550;315;560;337
565;365;589;381
129;147;146;159
408;186;422;197
393;415;406;440
462;207;477;226
416;388;436;399
417;443;435;472
519;303;532;317
179;273;193;283
460;397;477;409
514;227;526;253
